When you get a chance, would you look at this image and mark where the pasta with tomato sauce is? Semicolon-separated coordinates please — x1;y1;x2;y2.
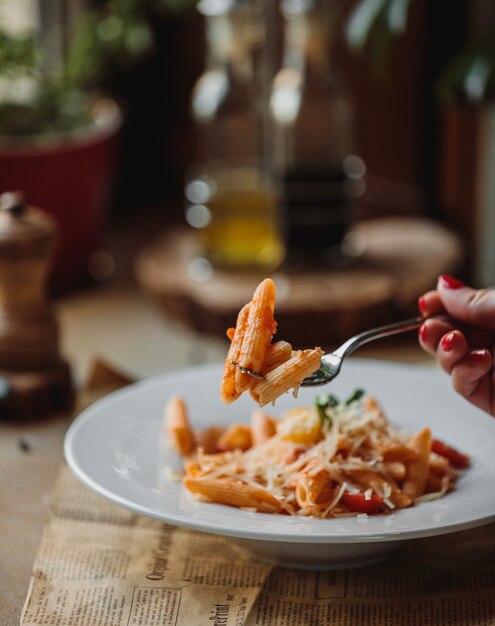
165;392;469;518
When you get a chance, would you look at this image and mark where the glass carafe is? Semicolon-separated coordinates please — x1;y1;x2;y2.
186;0;284;271
271;0;365;265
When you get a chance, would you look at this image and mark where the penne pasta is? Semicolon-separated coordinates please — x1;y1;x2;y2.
425;471;443;494
220;304;250;403
250;411;277;446
383;461;407;481
217;424;252;451
374;435;418;463
184;477;282;513
220;278;323;406
382;446;418;463
251;348;323;407
295;469;334;509
165;395;195;456
195;426;226;454
235;278;277;393
402;428;432;499
261;340;293;374
428;452;450;476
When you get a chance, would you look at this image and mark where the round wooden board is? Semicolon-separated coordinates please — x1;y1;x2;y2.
135;217;463;348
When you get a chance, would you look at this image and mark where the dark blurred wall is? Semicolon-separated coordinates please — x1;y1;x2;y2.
103;8;204;215
342;0;467;218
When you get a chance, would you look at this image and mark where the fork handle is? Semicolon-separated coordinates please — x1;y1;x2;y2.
333;316;426;360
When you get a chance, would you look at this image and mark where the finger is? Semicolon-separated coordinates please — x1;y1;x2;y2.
418;290;445;317
437;276;495;328
418;318;456;357
451;349;494;415
436;330;470;374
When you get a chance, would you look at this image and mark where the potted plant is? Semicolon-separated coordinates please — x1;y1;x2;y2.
0;0;196;292
0;19;124;292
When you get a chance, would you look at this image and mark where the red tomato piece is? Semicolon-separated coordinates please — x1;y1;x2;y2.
341;492;384;515
431;439;469;469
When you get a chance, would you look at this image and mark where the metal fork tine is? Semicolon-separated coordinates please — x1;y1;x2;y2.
230;361;265;380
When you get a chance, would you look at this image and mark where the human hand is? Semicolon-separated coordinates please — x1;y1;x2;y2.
418;275;494;416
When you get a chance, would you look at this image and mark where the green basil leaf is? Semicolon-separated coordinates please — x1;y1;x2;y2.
345;389;365;406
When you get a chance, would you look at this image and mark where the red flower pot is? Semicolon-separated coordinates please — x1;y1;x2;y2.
0;98;122;293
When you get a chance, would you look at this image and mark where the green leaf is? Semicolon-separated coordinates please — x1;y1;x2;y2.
346;0;388;50
345;389;365;406
315;393;339;425
345;0;412;78
437;24;495;103
97;16;124;43
124;21;154;56
0;29;37;74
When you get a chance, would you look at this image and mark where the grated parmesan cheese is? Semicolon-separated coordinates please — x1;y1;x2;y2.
181;395;464;519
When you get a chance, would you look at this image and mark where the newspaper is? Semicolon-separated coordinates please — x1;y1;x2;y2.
20;465;495;626
20;362;495;626
21;465;273;626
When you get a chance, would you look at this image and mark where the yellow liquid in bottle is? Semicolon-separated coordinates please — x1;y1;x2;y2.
202;168;284;270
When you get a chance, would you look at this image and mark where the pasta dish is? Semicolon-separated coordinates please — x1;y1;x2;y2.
165;277;468;517
165;392;469;518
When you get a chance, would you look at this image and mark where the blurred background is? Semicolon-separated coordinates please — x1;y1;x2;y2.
1;0;494;353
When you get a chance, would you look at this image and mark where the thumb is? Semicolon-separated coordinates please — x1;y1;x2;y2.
437;275;495;328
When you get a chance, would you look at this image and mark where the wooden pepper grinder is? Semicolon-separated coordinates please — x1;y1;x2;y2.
0;191;73;418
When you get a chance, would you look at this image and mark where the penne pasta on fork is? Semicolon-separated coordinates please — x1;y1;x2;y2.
220;278;322;406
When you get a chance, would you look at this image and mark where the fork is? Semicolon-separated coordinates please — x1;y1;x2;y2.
234;316;428;387
300;316;426;387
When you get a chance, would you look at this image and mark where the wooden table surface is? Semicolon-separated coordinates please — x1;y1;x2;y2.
0;281;432;625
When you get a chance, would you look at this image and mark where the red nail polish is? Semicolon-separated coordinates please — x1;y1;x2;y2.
469;350;487;363
418;295;427;315
439;275;464;289
441;332;456;352
418;324;427;342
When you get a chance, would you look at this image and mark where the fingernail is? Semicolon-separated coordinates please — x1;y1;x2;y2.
418;295;428;315
418;324;427;342
441;332;456;352
469;350;488;363
439;275;464;289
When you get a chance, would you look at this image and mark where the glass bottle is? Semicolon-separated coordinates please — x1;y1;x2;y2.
271;0;365;264
186;0;284;271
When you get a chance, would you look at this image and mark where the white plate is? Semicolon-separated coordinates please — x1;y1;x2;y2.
65;360;495;570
